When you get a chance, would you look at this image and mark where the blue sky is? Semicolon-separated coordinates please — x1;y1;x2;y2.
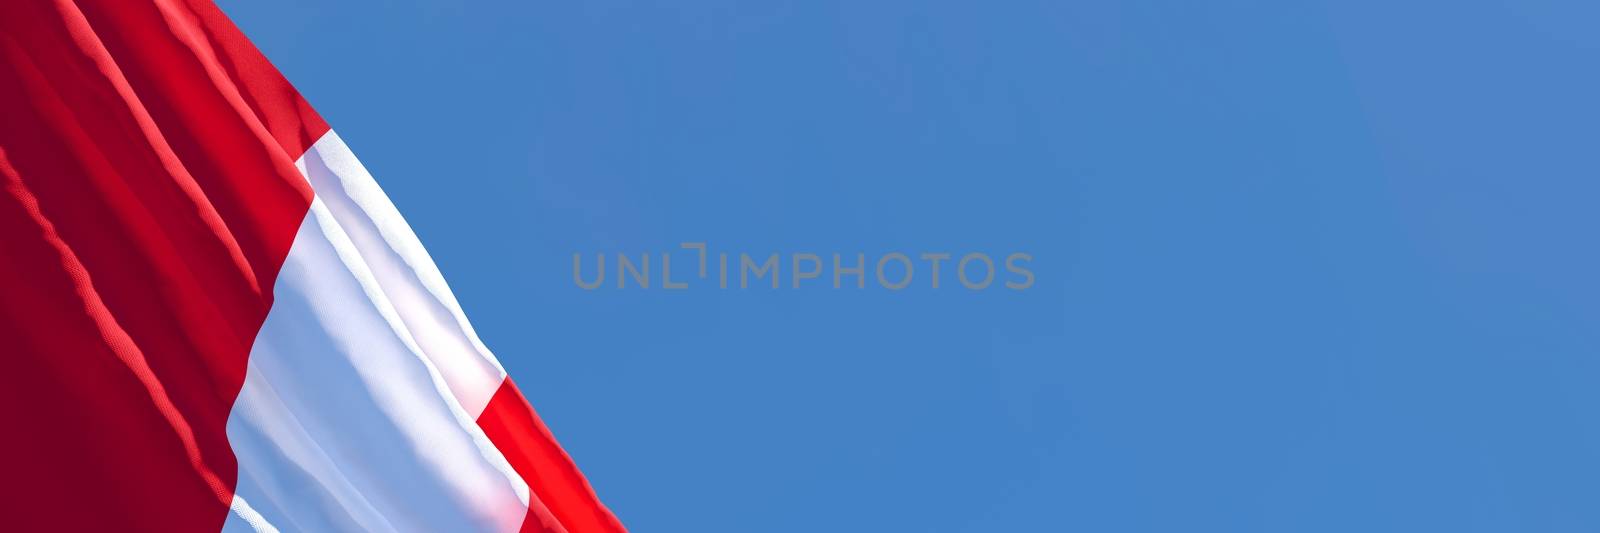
221;1;1600;531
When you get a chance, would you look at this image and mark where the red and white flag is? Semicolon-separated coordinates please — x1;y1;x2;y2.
0;1;625;531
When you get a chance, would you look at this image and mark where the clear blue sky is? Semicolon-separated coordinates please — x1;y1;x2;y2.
220;1;1599;531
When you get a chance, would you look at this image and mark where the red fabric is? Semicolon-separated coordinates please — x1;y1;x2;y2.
3;2;622;530
0;0;324;529
479;379;629;533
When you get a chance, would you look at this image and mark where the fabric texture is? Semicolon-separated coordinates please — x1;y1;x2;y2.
0;1;623;531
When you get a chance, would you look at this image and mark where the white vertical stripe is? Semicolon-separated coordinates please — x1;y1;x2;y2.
222;131;529;532
298;131;510;416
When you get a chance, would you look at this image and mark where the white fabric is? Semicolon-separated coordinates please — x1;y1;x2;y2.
221;131;527;532
295;131;510;416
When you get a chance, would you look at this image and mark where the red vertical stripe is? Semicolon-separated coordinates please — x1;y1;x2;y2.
0;0;324;529
479;379;629;533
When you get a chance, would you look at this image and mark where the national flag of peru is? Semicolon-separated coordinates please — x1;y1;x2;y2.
0;1;625;531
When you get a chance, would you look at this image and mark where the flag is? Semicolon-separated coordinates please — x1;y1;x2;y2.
0;1;625;531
